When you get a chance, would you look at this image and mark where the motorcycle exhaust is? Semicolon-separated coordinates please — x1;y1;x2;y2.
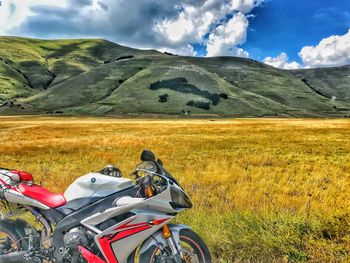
0;251;27;263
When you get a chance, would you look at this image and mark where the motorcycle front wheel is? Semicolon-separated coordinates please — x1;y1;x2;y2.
139;229;212;263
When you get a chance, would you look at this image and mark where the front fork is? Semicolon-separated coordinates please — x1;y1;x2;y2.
162;224;182;262
145;185;183;262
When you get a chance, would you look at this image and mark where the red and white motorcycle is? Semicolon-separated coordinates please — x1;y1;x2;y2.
0;150;211;263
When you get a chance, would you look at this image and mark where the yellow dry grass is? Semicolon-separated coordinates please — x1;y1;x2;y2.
0;116;349;262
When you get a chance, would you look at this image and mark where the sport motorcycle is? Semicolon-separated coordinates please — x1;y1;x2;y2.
0;150;211;263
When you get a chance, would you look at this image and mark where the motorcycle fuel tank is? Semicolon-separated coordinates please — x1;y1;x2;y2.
64;173;133;202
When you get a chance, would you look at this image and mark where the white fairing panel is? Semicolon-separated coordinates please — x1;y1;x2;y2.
64;173;133;202
3;189;50;210
0;169;20;184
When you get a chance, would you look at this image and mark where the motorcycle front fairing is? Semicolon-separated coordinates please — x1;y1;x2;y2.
79;174;188;262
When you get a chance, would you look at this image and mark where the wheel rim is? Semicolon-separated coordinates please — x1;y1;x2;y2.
179;235;204;263
150;246;171;263
180;242;199;263
0;231;19;255
150;238;203;263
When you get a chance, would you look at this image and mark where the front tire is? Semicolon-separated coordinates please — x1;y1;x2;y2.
141;229;212;263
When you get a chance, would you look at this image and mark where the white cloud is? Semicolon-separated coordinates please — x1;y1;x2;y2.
154;9;196;43
299;29;350;68
153;3;223;45
206;12;249;57
157;44;196;56
154;0;263;56
264;30;350;70
263;52;301;69
0;0;67;35
0;0;263;58
264;29;350;69
229;0;264;14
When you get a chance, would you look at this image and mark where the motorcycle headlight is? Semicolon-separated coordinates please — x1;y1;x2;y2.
169;186;193;209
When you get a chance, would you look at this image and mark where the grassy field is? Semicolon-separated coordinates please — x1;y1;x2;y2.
0;116;349;262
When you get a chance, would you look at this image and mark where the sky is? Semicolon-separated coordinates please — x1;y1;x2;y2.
0;0;349;69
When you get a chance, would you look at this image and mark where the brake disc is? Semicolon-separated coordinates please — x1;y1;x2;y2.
181;247;198;263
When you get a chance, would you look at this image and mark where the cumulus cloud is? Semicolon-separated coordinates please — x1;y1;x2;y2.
265;29;350;70
157;45;197;56
206;12;249;57
0;0;263;57
263;52;301;70
11;0;181;48
0;0;67;35
155;0;263;56
299;29;350;68
230;0;264;14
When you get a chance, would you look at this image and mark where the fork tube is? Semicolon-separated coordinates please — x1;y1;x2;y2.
145;186;154;198
162;224;172;238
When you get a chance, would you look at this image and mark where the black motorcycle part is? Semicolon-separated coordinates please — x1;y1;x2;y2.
0;219;31;263
99;165;123;178
39;208;65;225
141;150;156;162
0;218;30;249
0;251;27;263
55;196;102;216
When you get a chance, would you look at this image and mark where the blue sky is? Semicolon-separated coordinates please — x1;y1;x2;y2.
243;0;350;63
0;0;349;69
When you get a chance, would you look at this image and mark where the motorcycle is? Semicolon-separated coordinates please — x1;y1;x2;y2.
0;150;211;263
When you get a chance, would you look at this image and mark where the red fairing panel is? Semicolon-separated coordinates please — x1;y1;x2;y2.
98;224;151;263
98;218;169;263
18;183;66;208
78;246;107;263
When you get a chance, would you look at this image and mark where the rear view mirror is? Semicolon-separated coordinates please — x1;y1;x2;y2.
141;150;156;162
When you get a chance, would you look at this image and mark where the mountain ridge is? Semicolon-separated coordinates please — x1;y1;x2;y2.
0;36;349;117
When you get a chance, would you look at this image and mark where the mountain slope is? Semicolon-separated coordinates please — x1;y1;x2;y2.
0;36;349;117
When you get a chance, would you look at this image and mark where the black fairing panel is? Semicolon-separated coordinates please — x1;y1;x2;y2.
39;208;65;225
55;196;102;215
52;185;140;261
38;196;104;225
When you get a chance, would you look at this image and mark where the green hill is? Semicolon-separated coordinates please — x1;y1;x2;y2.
0;36;349;117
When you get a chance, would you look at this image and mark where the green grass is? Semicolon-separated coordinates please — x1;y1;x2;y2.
0;36;350;117
0;117;349;262
181;211;350;262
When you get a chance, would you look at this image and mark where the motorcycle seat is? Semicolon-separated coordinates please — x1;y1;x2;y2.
18;183;66;208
